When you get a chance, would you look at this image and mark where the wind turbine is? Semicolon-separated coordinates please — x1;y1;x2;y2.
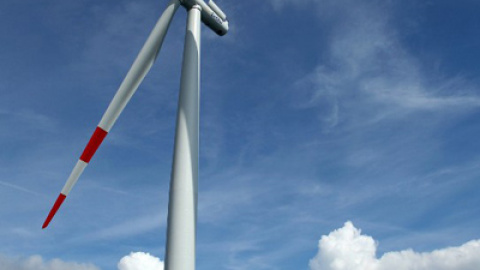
42;0;229;269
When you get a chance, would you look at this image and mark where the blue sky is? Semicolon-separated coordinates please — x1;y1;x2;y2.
1;0;480;269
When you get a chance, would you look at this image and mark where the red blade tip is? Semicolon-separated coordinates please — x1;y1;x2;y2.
42;193;67;229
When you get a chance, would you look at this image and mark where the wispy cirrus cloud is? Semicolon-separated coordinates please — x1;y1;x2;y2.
71;212;166;243
277;0;480;130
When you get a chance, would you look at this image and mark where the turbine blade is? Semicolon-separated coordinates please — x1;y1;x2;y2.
42;159;88;229
42;194;66;229
42;0;181;229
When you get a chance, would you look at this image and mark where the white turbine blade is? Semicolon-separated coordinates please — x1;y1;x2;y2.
99;0;181;132
42;0;181;229
208;0;227;21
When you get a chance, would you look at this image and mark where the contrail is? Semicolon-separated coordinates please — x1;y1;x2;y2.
0;180;43;196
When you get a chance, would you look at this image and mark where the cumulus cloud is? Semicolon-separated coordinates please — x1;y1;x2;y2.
0;254;99;270
310;221;480;270
0;252;166;270
117;252;164;270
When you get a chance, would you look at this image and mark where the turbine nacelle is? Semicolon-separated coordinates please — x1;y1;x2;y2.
180;0;229;36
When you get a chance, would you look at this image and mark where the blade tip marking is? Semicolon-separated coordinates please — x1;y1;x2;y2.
42;193;67;229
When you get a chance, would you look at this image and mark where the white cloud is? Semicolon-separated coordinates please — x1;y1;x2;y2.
277;0;480;129
0;254;99;270
0;252;165;270
310;221;480;270
310;221;377;270
117;252;164;270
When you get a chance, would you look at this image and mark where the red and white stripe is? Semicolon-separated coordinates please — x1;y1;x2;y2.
41;88;134;229
42;126;107;229
42;0;180;229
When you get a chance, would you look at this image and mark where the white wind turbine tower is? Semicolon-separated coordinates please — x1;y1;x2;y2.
42;1;229;269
